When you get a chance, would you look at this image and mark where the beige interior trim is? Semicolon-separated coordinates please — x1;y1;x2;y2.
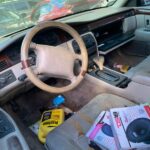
85;74;150;104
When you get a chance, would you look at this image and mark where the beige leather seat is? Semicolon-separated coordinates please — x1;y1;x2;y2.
125;56;150;78
45;94;136;150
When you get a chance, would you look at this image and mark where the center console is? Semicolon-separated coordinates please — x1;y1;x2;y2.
88;66;131;88
72;30;132;88
82;10;136;87
71;28;132;88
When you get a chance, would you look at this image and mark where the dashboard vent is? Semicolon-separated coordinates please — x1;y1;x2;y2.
0;60;9;72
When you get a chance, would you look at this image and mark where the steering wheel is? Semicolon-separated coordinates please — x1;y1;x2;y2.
21;21;88;93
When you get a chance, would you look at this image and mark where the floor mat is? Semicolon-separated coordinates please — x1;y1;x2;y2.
3;78;99;126
5;88;57;126
2;78;102;149
2;89;61;150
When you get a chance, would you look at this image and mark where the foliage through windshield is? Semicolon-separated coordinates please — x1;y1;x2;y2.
0;0;116;37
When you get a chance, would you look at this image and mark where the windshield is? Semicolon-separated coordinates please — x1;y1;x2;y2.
0;0;117;37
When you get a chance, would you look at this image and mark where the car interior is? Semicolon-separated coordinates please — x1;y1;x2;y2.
0;0;150;150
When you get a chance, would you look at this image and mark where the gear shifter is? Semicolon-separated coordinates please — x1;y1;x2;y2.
93;45;105;71
93;55;105;71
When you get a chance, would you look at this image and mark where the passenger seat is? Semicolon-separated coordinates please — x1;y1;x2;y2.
125;56;150;78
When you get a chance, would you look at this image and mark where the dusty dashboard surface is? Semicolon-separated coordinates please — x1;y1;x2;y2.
0;8;136;100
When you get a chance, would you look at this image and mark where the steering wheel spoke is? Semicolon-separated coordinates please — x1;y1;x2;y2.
74;54;82;61
30;42;37;50
31;66;40;75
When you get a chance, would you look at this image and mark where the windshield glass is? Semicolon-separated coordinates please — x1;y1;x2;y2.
0;0;117;37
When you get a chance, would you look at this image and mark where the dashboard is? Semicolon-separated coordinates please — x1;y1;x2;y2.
0;29;70;72
0;8;137;101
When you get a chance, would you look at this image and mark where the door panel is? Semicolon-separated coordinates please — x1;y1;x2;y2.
135;9;150;41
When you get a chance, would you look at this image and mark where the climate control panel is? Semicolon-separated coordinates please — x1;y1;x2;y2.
0;70;16;89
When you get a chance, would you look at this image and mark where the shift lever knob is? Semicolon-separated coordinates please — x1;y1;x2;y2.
93;56;105;71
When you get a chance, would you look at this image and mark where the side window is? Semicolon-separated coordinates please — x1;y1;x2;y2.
125;0;137;7
125;0;150;7
137;0;150;6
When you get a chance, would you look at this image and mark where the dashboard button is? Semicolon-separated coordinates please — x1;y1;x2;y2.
0;77;6;84
18;74;27;82
0;70;16;89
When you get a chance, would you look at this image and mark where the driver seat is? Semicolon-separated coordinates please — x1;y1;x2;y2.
45;93;136;150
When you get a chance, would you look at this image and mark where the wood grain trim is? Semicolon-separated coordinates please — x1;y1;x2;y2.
21;60;30;69
135;9;150;15
81;70;86;77
88;10;135;30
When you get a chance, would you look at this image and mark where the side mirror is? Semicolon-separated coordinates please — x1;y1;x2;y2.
137;0;150;7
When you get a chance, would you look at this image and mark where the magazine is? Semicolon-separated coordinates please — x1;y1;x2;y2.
110;104;150;150
86;111;118;150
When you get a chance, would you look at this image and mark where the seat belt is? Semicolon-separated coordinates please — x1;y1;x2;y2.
68;111;93;136
69;119;95;150
68;111;98;150
69;119;84;136
77;112;93;124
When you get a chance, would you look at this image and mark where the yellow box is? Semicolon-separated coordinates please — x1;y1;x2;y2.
38;109;64;143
